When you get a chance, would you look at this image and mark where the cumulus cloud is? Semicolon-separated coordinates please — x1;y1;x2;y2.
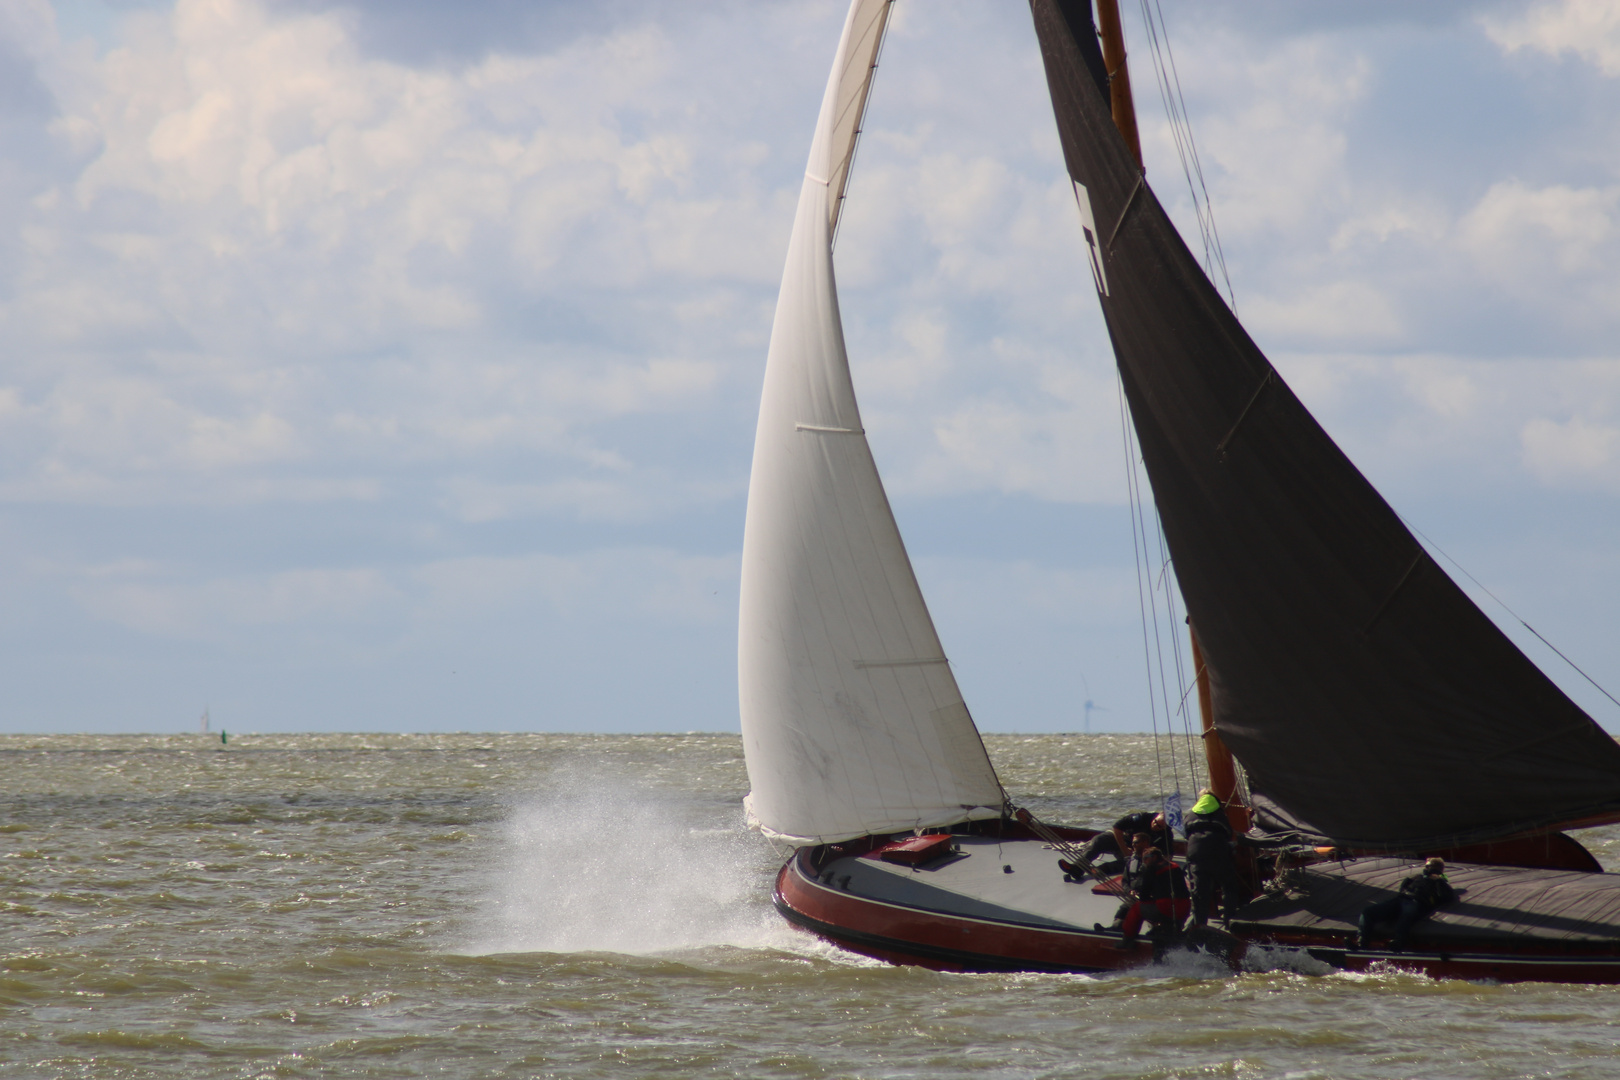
1;0;1617;732
1461;180;1620;277
1483;0;1620;75
0;0;794;509
891;357;1127;505
1138;31;1370;240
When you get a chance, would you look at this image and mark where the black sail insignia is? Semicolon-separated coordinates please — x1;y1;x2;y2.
1031;0;1620;848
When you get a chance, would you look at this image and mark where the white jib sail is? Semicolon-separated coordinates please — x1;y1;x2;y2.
739;0;1005;846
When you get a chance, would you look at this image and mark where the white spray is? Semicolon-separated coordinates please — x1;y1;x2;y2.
466;763;798;957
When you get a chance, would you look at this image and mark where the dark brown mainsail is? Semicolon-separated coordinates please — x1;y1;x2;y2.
1030;0;1620;849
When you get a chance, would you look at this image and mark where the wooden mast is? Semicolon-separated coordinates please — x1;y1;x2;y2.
1094;1;1249;834
1188;621;1251;832
1093;0;1143;172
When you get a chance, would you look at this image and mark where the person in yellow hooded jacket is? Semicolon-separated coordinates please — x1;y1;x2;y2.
1183;789;1249;928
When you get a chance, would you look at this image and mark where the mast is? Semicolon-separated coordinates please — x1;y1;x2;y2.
1095;1;1248;832
1093;0;1142;171
1189;623;1251;833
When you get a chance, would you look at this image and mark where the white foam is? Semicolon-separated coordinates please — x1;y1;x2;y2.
1237;944;1335;976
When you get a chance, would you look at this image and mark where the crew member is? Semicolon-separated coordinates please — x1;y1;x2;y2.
1355;857;1456;952
1183;789;1248;927
1063;809;1170;877
1118;838;1190;947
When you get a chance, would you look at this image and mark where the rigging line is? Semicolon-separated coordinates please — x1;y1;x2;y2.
1015;809;1127;896
1134;0;1236;309
1125;417;1182;807
1170;667;1200;718
1153;0;1234;306
1138;0;1229;299
1116;373;1166;797
1139;484;1184;800
1153;514;1202;790
1149;509;1198;795
1405;520;1620;714
1153;0;1237;304
1140;477;1189;775
1118;382;1188;804
1134;3;1202;256
1127;425;1172;801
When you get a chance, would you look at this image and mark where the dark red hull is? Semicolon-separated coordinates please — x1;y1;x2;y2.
774;841;1620;984
774;850;1156;974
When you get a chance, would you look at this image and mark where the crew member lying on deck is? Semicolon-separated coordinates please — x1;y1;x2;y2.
1354;857;1457;952
1062;810;1170;877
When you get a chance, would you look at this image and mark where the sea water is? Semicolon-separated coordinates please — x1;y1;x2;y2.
2;733;1618;1079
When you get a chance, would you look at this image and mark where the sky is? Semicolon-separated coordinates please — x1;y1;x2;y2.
0;0;1617;734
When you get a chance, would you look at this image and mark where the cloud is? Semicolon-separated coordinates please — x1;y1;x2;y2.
1483;0;1620;75
68;546;739;644
437;471;739;524
1270;351;1620;504
0;0;794;509
1242;279;1404;345
74;564;405;638
1138;31;1370;241
1461;180;1620;277
1452;180;1620;338
895;358;1128;506
1;1;1617;734
1523;415;1620;490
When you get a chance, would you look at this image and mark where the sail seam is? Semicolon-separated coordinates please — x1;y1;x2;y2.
1215;368;1274;457
1107;173;1146;252
796;423;865;434
853;657;949;669
1363;550;1426;635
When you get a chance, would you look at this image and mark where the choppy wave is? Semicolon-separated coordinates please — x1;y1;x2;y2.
2;733;1619;1080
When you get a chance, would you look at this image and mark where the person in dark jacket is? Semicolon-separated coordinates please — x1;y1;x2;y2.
1063;810;1170;877
1183;790;1249;927
1118;839;1190;947
1093;831;1164;928
1355;857;1457;951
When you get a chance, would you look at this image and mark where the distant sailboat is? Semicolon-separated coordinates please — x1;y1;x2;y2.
199;708;210;734
743;0;1620;982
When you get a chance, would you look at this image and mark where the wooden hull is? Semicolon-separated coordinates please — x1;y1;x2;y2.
774;849;1156;974
1301;944;1620;983
773;835;1620;984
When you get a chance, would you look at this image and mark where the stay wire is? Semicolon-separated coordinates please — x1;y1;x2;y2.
1116;373;1167;800
1139;483;1184;802
1405;519;1620;714
1135;0;1235;309
1155;515;1203;792
1131;0;1229;801
1137;0;1228;297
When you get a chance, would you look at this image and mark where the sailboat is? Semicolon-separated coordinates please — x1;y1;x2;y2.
740;0;1620;982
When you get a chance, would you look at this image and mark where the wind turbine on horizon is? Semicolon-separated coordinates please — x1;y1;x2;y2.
1079;673;1106;734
